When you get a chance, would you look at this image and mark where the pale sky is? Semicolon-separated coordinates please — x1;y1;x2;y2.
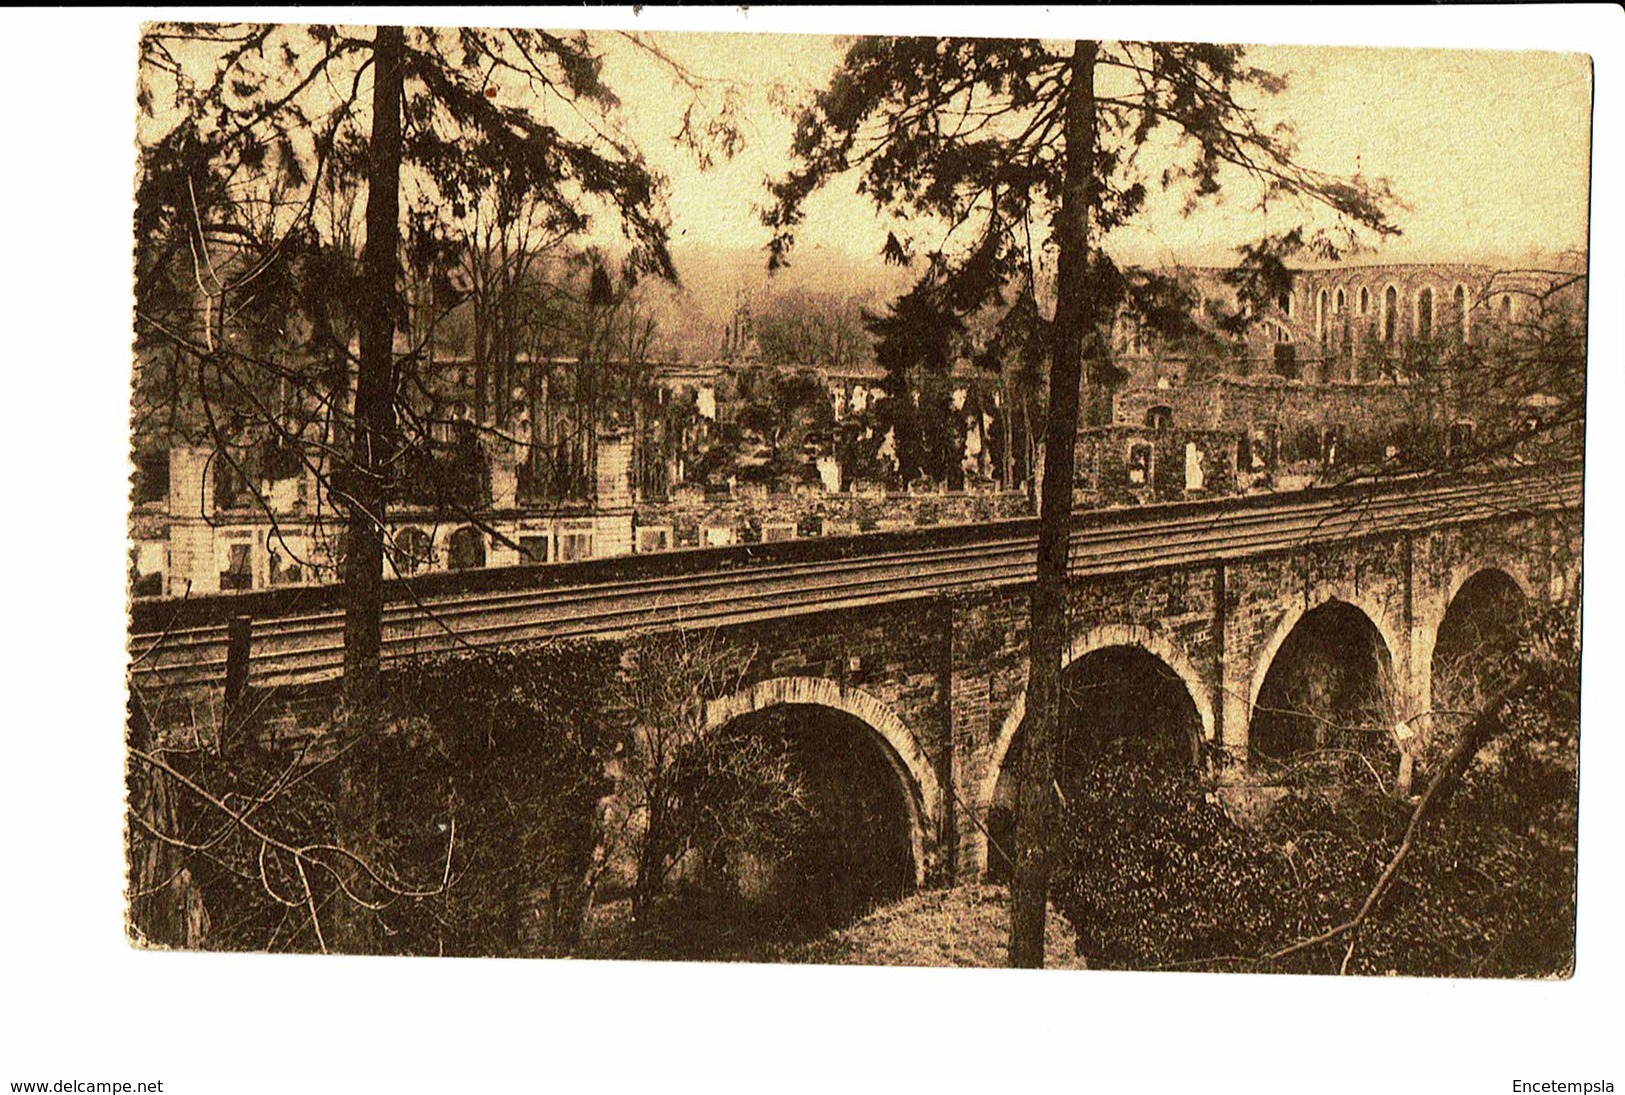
135;21;1594;272
592;34;1592;268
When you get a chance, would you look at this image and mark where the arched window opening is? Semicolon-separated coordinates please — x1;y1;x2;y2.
448;526;486;571
1127;442;1154;486
1250;423;1280;470
1383;285;1399;344
1321;424;1345;469
1359;286;1370;315
1335;287;1346;314
520;534;550;563
392;526;434;575
1447;420;1476;458
134;453;169;505
561;528;595;560
1501;294;1514;322
1146;405;1173;431
1317;289;1329;344
220;541;254;592
1278;289;1294;317
1273;341;1299;379
322;532;348;577
213;456;255;512
1454;284;1469;342
1417;287;1435;341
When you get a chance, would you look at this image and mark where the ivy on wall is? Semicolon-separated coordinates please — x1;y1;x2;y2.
376;638;622;957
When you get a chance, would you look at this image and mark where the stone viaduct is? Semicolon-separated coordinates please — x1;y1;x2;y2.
651;502;1580;888
132;472;1583;900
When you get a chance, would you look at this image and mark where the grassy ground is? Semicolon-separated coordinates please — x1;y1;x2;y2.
582;884;1086;969
763;885;1086;968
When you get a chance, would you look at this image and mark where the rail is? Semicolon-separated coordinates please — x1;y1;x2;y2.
128;466;1582;694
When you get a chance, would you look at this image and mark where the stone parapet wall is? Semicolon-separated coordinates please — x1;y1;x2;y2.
634;487;1033;548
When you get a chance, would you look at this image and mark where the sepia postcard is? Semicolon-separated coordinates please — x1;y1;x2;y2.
123;16;1590;981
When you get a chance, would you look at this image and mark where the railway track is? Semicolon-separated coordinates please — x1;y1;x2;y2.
129;468;1581;693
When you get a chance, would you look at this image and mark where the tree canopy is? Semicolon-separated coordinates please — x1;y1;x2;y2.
134;22;694;951
768;36;1402;967
135;24;680;508
766;38;1401;372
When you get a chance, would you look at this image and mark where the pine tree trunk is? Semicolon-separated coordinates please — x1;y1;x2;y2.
333;23;404;954
1009;39;1099;969
474;307;488;425
1002;375;1015;491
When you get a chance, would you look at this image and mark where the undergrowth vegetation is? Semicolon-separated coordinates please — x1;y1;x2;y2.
129;603;1578;973
128;639;621;957
1052;601;1579;976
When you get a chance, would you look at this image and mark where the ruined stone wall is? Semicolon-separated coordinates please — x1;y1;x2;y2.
1113;378;1460;480
1113;260;1566;395
1116;378;1452;436
634;487;1033;549
1075;425;1240;505
1291;263;1501;347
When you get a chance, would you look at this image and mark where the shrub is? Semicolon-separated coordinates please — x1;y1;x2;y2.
127;638;622;957
1051;742;1307;969
377;639;621;957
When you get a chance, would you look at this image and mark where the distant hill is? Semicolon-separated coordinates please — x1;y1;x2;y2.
645;241;918;362
637;239;1587;363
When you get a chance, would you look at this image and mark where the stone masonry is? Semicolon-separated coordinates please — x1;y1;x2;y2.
620;506;1579;885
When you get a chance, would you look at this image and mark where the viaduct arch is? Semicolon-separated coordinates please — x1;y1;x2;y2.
970;624;1216;874
704;676;938;887
1424;566;1532;745
1247;597;1399;764
1246;593;1403;728
1413;557;1540;737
